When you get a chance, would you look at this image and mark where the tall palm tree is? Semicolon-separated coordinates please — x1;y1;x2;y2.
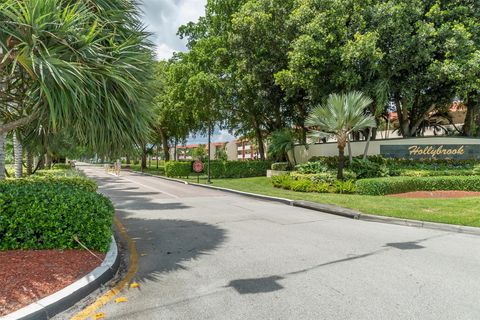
306;91;376;179
0;0;154;179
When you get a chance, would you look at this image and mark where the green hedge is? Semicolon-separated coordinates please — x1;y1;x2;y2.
222;161;271;178
356;176;480;195
0;179;113;252
271;162;289;171
271;174;356;194
165;160;272;178
165;161;192;177
1;176;97;193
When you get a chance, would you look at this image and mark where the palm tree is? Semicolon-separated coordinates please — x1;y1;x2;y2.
268;129;297;167
306;91;376;179
0;0;154;179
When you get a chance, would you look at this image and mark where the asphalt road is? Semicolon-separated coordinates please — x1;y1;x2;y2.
64;165;480;319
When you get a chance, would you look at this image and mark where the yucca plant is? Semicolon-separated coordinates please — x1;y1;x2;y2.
306;91;376;180
0;0;154;179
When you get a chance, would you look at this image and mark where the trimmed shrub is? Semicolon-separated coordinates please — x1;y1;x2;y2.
0;180;113;252
165;161;191;177
333;180;357;194
271;174;356;194
356;175;480;196
291;172;336;184
290;179;316;192
271;162;289;171
165;160;271;178
399;169;480;177
2;176;97;193
306;156;340;170
349;158;389;179
207;160;227;178
296;161;330;174
271;174;293;190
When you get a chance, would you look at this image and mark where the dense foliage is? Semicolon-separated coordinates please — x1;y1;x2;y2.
165;160;271;179
0;0;155;179
356;176;480;196
273;155;480;195
0;177;114;252
272;174;357;194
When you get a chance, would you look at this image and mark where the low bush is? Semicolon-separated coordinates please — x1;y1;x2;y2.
2;175;97;193
271;174;356;194
356;175;480;195
165;161;192;177
271;174;293;190
306;156;340;170
271;162;289;171
349;158;389;179
166;160;271;178
207;160;227;178
0;179;113;252
399;169;480;177
291;172;337;184
290;179;316;192
333;180;357;194
295;161;330;174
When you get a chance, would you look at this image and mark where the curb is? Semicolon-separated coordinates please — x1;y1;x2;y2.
125;170;294;205
3;236;120;320
125;170;480;236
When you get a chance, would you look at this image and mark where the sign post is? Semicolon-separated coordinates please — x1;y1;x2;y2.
192;160;204;183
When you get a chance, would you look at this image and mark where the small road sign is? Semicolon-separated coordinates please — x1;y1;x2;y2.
192;160;204;173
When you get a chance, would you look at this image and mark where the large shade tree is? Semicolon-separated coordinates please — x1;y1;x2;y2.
306;92;376;179
0;0;154;178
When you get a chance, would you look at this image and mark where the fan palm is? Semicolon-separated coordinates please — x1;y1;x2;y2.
306;92;376;179
0;0;154;179
268;129;297;167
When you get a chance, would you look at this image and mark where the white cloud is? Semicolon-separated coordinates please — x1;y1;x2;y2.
139;0;207;60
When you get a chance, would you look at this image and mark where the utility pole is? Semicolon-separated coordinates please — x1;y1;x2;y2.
207;123;212;184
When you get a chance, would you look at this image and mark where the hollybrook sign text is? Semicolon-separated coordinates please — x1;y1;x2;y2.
380;144;480;160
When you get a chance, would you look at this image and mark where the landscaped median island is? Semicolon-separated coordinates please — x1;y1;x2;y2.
0;168;115;316
129;156;480;228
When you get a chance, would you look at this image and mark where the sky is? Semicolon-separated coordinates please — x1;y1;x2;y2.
139;0;207;60
139;0;237;144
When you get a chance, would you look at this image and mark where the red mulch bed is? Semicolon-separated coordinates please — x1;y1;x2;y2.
388;190;480;198
0;250;105;316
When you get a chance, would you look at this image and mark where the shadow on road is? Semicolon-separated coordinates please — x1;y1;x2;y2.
118;215;227;284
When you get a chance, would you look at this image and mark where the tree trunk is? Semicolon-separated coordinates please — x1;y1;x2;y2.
337;145;345;180
126;155;130;168
13;132;23;178
141;145;147;172
45;153;52;169
0;132;6;180
174;137;177;161
254;121;265;161
347;135;353;164
371;127;377;141
363;127;372;160
463;94;479;136
159;128;170;161
26;150;34;175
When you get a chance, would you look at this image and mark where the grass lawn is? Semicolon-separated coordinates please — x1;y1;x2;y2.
191;176;480;228
126;168;480;228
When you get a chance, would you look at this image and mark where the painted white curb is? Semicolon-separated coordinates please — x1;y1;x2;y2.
2;236;118;320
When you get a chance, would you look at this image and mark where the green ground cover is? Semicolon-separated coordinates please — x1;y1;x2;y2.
195;177;480;228
0;168;114;252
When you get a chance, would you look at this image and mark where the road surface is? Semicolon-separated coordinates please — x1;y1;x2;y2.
61;165;480;319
